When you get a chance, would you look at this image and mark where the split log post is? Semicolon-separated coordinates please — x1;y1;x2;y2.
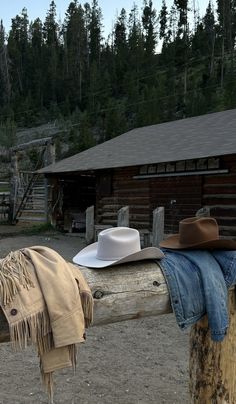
117;206;129;227
189;206;236;401
152;207;165;247
85;205;94;244
189;288;236;403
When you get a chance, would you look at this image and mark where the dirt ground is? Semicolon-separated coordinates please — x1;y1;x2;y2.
0;228;189;404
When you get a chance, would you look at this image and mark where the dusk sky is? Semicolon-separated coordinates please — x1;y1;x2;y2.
1;0;215;37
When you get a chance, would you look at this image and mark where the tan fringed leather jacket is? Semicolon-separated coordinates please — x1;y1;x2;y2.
0;245;93;402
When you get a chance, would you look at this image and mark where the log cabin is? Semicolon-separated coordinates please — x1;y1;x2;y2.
39;108;236;237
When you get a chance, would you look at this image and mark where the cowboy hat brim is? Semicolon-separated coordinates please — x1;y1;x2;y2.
160;234;236;250
73;242;164;268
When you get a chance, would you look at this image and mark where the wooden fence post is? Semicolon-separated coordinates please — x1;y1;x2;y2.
86;205;94;244
195;206;210;218
44;141;56;223
189;288;236;403
9;152;19;223
152;207;165;247
117;206;129;227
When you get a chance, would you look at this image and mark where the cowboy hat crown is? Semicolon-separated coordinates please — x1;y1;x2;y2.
160;216;236;250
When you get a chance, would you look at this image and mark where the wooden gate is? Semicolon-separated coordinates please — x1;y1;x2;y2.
9;138;55;224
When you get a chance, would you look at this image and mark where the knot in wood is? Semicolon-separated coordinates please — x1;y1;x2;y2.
93;290;104;299
153;281;161;287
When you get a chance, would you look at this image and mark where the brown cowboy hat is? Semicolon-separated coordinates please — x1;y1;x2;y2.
160;216;236;250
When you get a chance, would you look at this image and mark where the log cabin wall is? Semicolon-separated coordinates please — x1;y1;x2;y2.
96;167;150;229
95;155;236;236
96;168;203;233
150;175;202;234
203;154;236;238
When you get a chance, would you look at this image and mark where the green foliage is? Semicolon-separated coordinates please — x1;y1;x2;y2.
16;222;56;235
0;0;236;155
0;119;16;147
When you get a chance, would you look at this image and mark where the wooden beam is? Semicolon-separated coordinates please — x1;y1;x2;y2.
10;137;53;153
0;261;171;342
83;261;171;326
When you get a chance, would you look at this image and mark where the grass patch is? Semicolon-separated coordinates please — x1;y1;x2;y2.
16;222;58;235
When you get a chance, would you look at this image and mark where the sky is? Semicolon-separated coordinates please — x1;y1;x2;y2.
1;0;214;38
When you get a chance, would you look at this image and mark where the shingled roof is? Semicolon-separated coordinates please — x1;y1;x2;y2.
39;108;236;174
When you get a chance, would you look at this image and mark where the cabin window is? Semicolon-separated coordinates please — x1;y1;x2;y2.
136;157;225;178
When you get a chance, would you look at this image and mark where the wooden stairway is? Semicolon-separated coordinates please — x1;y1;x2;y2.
13;173;48;224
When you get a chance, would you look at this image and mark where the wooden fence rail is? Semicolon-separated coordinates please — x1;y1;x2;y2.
0;261;235;402
0;261;171;341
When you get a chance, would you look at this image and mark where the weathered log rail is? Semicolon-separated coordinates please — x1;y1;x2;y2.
0;261;171;342
1;260;236;403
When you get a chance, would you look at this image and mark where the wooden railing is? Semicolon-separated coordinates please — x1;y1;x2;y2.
0;260;235;402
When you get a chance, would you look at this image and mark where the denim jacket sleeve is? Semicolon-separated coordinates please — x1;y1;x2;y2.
160;250;228;342
159;253;205;329
211;250;236;288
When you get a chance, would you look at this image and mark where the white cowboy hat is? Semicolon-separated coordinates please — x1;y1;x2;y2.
73;227;164;268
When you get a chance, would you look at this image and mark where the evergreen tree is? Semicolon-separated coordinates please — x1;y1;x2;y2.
29;18;44;109
7;8;30;98
159;0;168;42
88;0;102;65
216;0;236;88
63;1;87;107
142;0;157;57
42;1;60;104
113;8;128;93
0;21;11;105
127;3;144;115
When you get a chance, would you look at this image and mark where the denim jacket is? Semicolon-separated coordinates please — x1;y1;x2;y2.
159;249;236;342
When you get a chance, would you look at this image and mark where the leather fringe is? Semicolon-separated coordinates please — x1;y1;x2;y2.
80;291;94;328
40;361;54;404
9;309;52;351
0;250;34;306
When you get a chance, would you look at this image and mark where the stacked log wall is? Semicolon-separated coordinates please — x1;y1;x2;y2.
96;167;150;229
67;153;236;237
203;154;236;238
150;175;202;234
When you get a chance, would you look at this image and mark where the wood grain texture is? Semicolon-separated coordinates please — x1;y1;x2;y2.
0;261;171;342
189;288;236;403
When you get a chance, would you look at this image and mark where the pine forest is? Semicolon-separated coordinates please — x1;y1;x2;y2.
0;0;236;155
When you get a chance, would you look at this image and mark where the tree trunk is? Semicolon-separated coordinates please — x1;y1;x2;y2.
189;288;236;403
